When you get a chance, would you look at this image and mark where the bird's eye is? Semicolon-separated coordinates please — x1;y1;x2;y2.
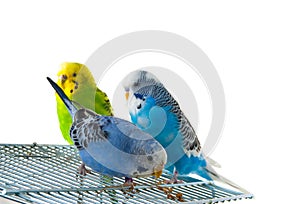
137;104;142;109
73;73;77;77
142;97;146;101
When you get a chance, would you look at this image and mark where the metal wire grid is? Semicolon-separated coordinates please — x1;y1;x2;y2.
0;144;253;203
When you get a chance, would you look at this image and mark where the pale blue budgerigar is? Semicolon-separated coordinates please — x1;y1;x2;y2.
47;77;167;181
122;70;247;191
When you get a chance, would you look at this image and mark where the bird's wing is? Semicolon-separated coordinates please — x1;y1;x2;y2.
70;109;166;177
95;88;114;116
178;112;202;157
139;84;202;157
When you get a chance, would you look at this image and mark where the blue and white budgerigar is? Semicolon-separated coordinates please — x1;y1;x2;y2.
47;77;167;180
122;70;245;190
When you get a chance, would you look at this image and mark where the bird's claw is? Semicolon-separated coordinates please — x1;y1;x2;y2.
124;177;133;185
164;170;184;184
78;163;91;176
164;178;184;184
122;178;138;195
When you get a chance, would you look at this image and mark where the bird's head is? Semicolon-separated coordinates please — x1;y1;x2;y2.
57;62;94;98
122;70;161;101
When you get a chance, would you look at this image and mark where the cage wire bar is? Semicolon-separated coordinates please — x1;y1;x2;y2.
0;144;253;203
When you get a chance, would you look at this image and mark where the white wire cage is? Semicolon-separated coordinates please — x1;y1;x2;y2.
0;143;253;203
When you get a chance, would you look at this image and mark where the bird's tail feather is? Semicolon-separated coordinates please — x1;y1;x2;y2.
205;157;221;168
205;164;250;194
47;77;78;117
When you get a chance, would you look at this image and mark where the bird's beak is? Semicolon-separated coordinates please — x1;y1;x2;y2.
152;162;165;178
125;92;129;101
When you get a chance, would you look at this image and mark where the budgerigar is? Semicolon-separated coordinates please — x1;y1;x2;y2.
55;62;113;175
122;70;246;191
56;62;113;145
47;77;167;181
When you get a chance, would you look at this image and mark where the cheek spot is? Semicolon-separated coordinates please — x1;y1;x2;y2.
73;80;79;90
147;156;153;161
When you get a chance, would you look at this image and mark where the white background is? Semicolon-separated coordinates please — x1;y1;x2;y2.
1;1;299;203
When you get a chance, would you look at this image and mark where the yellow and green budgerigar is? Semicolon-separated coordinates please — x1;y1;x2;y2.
56;62;113;145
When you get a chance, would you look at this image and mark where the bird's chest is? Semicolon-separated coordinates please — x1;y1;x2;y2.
139;110;180;148
133;109;151;129
155;121;179;147
137;116;150;128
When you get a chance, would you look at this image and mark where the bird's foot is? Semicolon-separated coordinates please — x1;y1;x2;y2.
78;163;91;176
164;178;184;184
122;177;138;195
124;177;134;185
164;170;184;184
